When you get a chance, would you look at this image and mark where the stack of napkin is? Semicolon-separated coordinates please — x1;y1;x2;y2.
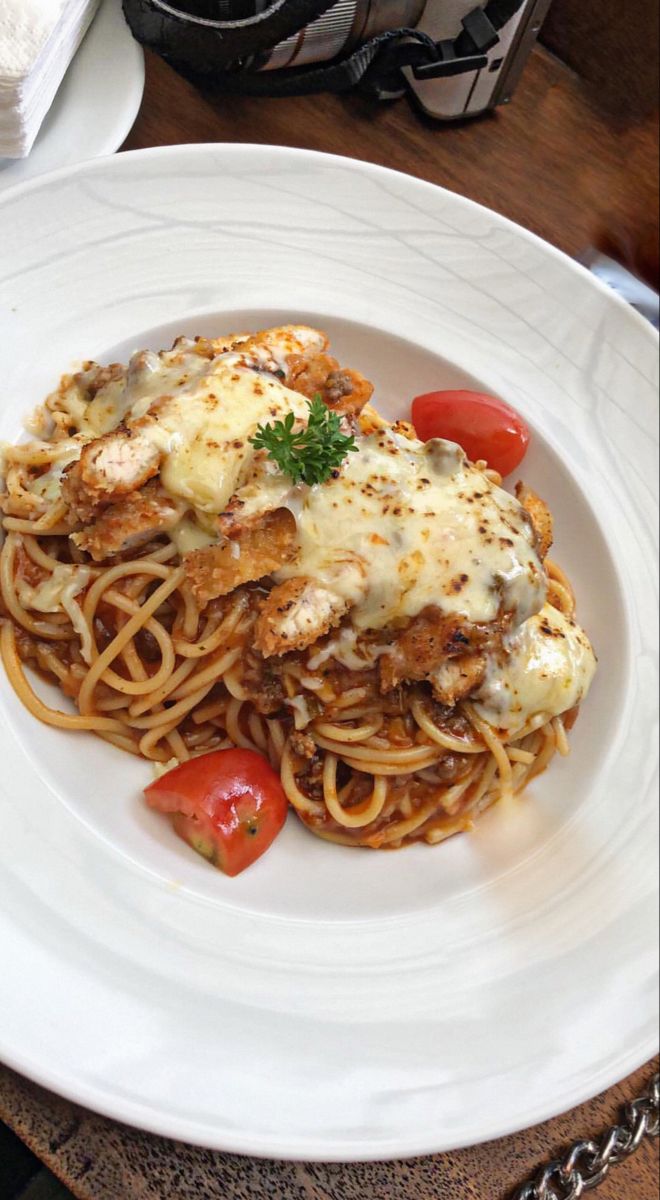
0;0;100;158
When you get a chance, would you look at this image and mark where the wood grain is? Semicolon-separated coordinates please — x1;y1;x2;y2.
540;0;660;120
0;1060;658;1200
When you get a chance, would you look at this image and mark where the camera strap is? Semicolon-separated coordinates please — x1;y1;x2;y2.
123;0;527;97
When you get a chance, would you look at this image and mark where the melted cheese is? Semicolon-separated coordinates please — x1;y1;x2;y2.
275;430;546;633
27;441;82;501
16;564;93;662
44;336;567;648
472;603;597;735
82;347;214;435
15;563;91;614
118;362;309;515
169;516;216;556
74;347;548;633
81;326;325;437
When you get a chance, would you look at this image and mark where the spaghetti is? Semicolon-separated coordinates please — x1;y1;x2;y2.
0;325;596;851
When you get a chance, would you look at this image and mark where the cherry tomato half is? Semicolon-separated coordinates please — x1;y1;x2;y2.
145;748;288;877
411;390;530;477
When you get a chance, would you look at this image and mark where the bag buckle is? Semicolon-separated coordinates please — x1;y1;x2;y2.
412;6;499;80
412;43;488;81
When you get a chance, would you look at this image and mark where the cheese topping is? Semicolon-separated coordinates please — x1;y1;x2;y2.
16;562;94;664
472;603;597;735
37;338;596;727
16;563;91;614
80;327;325;437
168;515;217;557
54;345;548;636
274;429;546;633
125;362;311;515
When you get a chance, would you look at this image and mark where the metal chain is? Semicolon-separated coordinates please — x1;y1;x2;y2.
513;1073;659;1200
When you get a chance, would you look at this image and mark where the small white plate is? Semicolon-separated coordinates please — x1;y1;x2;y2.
0;145;657;1161
0;0;144;193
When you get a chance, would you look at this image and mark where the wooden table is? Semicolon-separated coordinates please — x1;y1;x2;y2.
2;42;659;1200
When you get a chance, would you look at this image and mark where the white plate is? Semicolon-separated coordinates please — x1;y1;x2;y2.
0;0;144;193
0;145;657;1161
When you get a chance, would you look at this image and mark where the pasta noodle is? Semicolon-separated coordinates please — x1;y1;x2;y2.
0;326;596;852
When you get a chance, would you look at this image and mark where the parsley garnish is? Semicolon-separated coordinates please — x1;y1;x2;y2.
249;396;357;486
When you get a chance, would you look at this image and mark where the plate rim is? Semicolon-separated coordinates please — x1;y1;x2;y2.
0;141;657;1161
0;138;655;352
1;1036;658;1160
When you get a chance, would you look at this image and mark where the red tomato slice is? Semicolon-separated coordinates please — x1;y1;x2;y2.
145;748;288;877
411;390;530;477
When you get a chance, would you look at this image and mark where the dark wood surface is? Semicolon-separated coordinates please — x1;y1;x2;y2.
2;36;659;1200
541;0;660;121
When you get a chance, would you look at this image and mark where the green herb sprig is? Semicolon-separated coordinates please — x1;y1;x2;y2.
249;396;357;487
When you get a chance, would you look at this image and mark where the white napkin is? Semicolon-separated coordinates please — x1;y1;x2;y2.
0;0;100;158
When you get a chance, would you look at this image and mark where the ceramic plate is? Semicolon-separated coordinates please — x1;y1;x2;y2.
0;0;144;193
0;145;657;1160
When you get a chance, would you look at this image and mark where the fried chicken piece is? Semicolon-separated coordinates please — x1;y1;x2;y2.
254;577;351;658
62;429;161;523
429;654;487;706
515;481;554;560
220;326;330;381
380;606;499;692
73;483;182;561
184;508;298;608
164;333;249;361
286;352;374;417
205;333;250;355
